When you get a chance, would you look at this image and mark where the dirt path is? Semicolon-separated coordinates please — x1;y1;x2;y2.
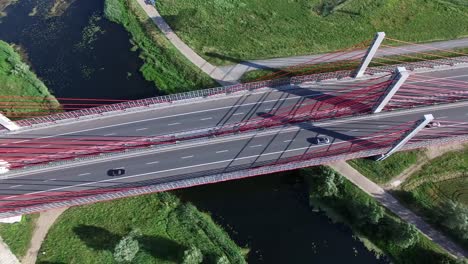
385;143;467;189
0;236;20;264
21;207;68;264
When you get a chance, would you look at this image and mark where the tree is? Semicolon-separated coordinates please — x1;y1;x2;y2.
307;167;343;198
391;221;419;249
182;246;203;264
350;199;384;226
441;200;468;240
113;229;142;263
217;255;230;264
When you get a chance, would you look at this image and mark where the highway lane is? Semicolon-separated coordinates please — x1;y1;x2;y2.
3;66;466;143
0;103;465;200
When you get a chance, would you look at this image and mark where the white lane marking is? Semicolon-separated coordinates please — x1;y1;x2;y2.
15;140;346;197
9;88;466;144
200;117;213;121
3;101;466;182
104;133;116;136
8;97;307;141
181;155;194;159
216;150;229;153
12;141;25;144
408;73;468;84
349;129;359;132
7;120;445;198
233;112;244;116
283;140;294;143
39;144;50;148
78;173;91;176
146;161;159;165
264;108;276;111
250;144;263;148
437;116;448;119
136;128;148;131
9;185;23;188
168;123;181;126
378;125;388;128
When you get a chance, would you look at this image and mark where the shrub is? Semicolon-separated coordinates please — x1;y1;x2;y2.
113;229;142;263
182;246;203;264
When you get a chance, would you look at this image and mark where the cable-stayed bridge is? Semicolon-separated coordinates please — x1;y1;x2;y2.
0;34;466;219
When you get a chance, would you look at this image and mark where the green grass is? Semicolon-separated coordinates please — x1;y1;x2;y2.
303;166;458;263
157;0;468;65
348;150;422;184
396;148;468;250
104;0;217;94
36;192;246;264
0;214;39;258
401;148;467;191
0;40;60;118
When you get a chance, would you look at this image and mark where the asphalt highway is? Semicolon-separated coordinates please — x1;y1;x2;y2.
2;66;467;145
0;102;466;201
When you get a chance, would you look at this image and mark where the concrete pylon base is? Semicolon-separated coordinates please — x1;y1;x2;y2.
0;114;20;131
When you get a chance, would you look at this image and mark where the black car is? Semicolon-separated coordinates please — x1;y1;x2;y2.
107;168;126;177
313;137;330;145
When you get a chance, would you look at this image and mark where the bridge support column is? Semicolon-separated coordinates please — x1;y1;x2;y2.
0;113;20;131
354;32;386;78
372;67;409;113
376;114;433;161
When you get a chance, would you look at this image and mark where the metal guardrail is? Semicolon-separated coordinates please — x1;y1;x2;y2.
7;56;468;131
0;134;466;219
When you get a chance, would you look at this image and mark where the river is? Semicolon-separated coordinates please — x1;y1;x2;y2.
0;0;388;263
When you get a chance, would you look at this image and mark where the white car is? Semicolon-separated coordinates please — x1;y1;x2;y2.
425;121;441;128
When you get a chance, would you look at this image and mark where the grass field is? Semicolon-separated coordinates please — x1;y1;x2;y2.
396;147;468;249
348;150;422;184
0;214;38;258
0;40;60;118
104;0;217;94
398;148;468;208
303;166;457;264
36;192;246;264
157;0;468;65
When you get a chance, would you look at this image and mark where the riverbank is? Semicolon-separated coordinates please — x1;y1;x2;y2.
303;166;461;263
0;40;60;119
35;192;246;263
104;0;216;93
